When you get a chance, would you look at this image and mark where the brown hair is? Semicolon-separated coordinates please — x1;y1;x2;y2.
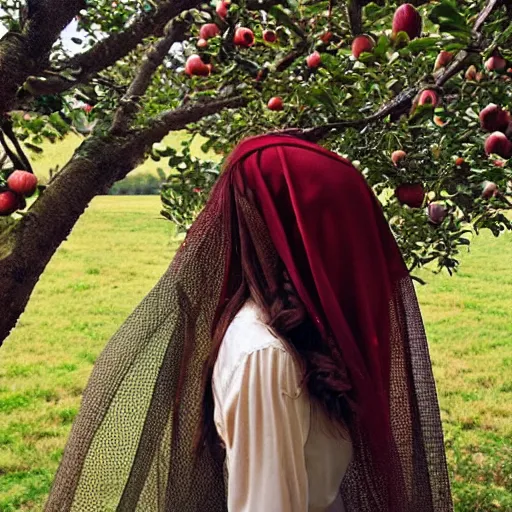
198;189;352;454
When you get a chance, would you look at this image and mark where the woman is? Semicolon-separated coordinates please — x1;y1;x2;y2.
45;134;453;512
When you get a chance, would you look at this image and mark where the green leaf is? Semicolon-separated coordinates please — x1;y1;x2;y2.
393;31;410;49
307;87;337;112
429;1;471;40
373;35;390;58
268;6;305;38
406;37;439;53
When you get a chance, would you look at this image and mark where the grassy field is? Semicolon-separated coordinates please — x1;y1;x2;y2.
0;195;511;511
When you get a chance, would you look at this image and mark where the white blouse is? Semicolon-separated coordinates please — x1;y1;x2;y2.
212;300;353;512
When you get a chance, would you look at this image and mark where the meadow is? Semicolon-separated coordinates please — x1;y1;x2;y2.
0;194;511;511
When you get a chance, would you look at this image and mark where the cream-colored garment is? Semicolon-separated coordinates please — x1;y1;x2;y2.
212;300;353;512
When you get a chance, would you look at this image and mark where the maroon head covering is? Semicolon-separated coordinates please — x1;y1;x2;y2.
45;134;452;512
221;134;452;511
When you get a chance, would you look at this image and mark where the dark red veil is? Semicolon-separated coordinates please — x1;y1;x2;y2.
45;134;452;512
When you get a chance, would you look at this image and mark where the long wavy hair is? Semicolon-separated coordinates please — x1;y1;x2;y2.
199;186;352;452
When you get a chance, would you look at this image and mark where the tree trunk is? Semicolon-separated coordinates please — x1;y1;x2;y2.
0;135;142;344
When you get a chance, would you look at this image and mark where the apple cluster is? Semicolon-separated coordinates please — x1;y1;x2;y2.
392;93;511;224
184;0;325;112
351;4;422;60
0;170;38;216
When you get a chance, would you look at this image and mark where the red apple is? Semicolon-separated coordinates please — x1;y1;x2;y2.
418;89;438;107
0;191;20;216
391;150;406;166
433;115;449;127
185;54;210;77
268;97;284;111
234;27;255;48
263;30;277;43
306;51;322;69
7;170;38;196
434;51;453;71
351;35;374;59
482;181;499;199
395;183;425;208
485;55;507;72
320;32;333;44
455;157;465;166
199;23;220;40
485;132;512;158
392;4;422;40
216;1;228;19
465;65;477;81
428;203;448;225
479;104;510;133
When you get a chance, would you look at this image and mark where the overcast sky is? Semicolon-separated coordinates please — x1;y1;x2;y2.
0;17;85;54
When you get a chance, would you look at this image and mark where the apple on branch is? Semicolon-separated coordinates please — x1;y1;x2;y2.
392;4;422;41
268;97;284;111
263;30;277;43
7;170;38;197
479;104;510;133
391;150;406;166
185;55;210;77
351;35;374;59
234;27;255;48
395;183;425;208
306;51;322;69
0;191;21;216
485;132;512;159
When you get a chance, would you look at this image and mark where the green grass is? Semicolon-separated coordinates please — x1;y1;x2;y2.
0;196;511;511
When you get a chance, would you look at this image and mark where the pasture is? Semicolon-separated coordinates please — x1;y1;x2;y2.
0;195;511;511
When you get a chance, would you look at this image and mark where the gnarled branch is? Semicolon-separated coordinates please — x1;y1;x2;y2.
111;20;188;135
0;0;85;112
25;0;203;98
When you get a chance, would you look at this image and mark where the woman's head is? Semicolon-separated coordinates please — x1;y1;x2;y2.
201;135;409;458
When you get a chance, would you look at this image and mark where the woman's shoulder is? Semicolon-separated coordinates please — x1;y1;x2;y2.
222;300;286;358
213;300;289;393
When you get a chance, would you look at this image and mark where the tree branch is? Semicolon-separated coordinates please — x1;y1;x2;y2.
0;91;247;344
346;0;364;36
0;0;85;112
473;0;501;32
346;0;383;36
282;0;504;142
29;0;202;98
0;131;25;170
111;20;188;135
0;118;33;173
0;151;8;169
120;95;248;180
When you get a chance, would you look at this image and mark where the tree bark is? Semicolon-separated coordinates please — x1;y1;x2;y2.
0;96;246;345
0;0;85;112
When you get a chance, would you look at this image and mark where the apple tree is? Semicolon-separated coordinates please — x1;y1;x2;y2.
0;0;511;347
